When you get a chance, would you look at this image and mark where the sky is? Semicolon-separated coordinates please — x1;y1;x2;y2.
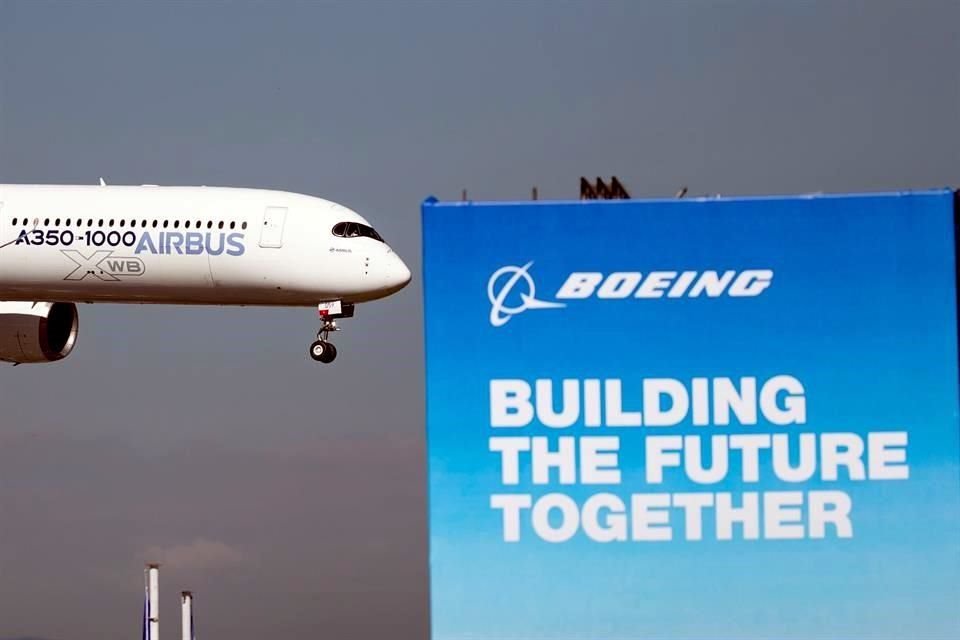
0;1;957;638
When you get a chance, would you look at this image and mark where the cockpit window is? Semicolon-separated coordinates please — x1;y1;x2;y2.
332;221;384;242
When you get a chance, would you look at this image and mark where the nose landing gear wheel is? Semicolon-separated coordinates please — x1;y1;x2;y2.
309;340;338;363
311;301;351;363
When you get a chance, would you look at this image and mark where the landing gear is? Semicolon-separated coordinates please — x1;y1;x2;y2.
308;300;354;364
309;339;337;363
309;318;340;363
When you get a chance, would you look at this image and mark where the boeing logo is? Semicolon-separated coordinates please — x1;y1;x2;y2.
487;263;774;327
487;262;566;327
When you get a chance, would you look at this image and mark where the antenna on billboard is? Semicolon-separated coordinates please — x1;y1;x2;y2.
580;176;631;200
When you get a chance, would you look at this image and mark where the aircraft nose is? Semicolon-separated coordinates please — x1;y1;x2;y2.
383;249;412;292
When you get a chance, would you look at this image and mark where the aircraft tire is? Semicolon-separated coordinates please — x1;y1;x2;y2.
320;343;338;363
310;340;328;362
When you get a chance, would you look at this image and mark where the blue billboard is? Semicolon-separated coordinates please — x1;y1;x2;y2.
422;191;960;640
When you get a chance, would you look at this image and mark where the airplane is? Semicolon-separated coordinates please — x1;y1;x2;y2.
0;182;412;364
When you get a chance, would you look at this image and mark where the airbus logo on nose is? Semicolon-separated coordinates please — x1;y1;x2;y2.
487;263;774;327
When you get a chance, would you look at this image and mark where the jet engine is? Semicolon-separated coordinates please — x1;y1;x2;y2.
0;301;79;364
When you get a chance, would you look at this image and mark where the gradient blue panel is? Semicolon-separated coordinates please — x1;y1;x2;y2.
422;191;960;640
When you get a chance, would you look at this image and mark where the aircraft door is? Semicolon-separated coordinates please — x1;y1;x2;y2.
259;206;288;248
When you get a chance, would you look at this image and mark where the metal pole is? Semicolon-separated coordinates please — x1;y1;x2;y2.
145;564;160;640
181;591;195;640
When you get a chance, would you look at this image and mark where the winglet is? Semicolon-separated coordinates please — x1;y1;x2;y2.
99;177;107;186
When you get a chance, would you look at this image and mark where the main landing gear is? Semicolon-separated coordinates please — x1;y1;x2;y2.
309;300;354;364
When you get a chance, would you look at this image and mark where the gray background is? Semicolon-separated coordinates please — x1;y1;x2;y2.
0;1;957;638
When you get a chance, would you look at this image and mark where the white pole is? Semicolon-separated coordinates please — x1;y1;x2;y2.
181;591;195;640
142;568;148;640
146;564;160;640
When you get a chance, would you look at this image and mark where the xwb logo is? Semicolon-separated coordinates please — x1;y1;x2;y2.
487;262;565;327
62;250;146;281
487;263;773;327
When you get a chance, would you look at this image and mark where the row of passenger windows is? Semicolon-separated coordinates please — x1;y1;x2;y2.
331;221;384;242
11;217;248;231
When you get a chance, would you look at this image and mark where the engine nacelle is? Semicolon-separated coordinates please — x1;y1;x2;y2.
0;301;79;364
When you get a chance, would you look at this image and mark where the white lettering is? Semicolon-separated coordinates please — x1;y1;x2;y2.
630;493;672;541
868;432;909;479
535;379;579;428
763;491;805;539
490;494;532;542
634;271;677;298
531;436;577;485
597;272;642;299
582;493;628;542
489;436;530;484
579;436;622;484
490;379;533;427
531;493;580;542
645;435;683;483
728;269;773;296
556;272;603;298
643;378;689;427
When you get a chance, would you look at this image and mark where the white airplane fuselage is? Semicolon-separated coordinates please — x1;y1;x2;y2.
0;184;411;363
0;184;411;306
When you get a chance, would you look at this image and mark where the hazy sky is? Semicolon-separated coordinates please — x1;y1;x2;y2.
0;1;957;638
